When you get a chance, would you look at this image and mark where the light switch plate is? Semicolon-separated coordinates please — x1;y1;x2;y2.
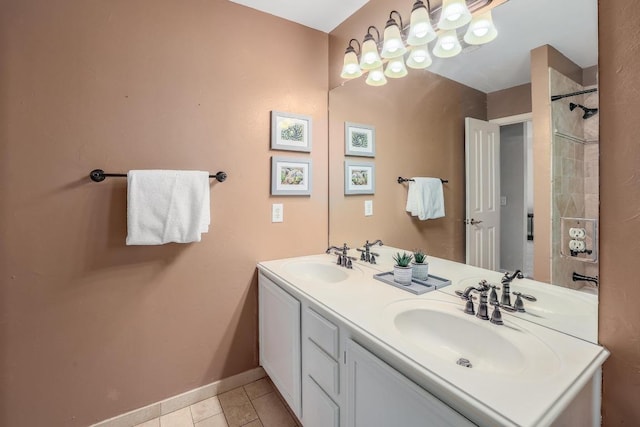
272;203;283;223
500;196;507;206
364;200;373;216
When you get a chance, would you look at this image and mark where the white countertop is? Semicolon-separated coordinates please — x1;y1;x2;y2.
257;253;608;427
345;245;599;343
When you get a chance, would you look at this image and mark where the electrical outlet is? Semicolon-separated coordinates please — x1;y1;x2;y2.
272;204;283;223
364;200;373;216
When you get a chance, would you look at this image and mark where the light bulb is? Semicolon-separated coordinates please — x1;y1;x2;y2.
433;30;461;58
437;0;472;30
464;11;498;45
407;45;432;69
366;66;388;86
408;1;436;46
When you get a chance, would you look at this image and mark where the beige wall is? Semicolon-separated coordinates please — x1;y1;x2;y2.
487;83;532;120
329;75;486;261
599;0;640;424
0;1;328;426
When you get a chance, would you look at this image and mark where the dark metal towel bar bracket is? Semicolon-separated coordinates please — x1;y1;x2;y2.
89;169;228;183
397;176;448;184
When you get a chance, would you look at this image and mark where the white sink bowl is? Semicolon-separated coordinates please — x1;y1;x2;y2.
282;260;353;283
383;299;561;379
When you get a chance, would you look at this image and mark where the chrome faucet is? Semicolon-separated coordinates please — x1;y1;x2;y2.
326;243;353;268
357;239;383;264
458;280;491;320
500;270;523;306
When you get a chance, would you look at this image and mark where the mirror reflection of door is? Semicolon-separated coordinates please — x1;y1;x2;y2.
466;116;534;277
465;118;500;271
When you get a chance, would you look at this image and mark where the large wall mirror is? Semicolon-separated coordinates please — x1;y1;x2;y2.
329;0;598;303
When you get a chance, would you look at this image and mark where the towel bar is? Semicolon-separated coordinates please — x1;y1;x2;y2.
89;169;228;183
398;176;448;184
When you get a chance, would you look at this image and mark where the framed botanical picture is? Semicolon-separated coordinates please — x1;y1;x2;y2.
271;111;312;152
345;122;375;157
271;156;312;196
345;161;375;195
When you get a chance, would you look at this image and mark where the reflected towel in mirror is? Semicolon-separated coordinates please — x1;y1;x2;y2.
405;177;445;220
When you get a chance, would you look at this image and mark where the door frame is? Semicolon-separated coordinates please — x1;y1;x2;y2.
490;112;533;274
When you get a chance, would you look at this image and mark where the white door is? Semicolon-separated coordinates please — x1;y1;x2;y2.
465;117;500;270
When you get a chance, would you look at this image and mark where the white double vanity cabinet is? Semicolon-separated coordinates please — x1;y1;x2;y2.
257;253;608;427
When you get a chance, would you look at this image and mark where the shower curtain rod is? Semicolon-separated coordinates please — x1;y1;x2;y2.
550;88;597;101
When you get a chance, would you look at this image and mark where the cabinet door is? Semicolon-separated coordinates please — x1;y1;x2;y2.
258;273;301;417
303;375;340;427
346;339;474;427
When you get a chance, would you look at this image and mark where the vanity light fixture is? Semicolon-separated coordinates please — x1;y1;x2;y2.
437;0;472;30
360;26;383;70
385;55;409;78
340;0;500;86
365;66;388;86
433;30;462;58
463;11;498;45
381;11;407;58
340;39;363;79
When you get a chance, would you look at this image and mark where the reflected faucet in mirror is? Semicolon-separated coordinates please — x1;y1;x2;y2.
357;239;383;264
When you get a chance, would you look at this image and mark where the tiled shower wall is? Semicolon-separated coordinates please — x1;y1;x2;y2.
550;68;599;290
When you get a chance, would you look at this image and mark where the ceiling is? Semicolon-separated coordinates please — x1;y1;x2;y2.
228;0;370;33
229;0;598;93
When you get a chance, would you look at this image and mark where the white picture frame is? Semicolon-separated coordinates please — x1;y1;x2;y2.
345;160;375;195
271;156;312;196
271;111;312;152
345;122;375;157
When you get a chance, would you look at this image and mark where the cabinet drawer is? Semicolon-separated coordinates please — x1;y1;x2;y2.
305;307;339;359
303;376;340;427
307;340;340;397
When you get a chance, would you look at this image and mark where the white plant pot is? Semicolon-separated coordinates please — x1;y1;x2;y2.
412;262;429;281
393;265;413;285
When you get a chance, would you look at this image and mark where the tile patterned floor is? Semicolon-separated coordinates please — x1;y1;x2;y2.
134;377;300;427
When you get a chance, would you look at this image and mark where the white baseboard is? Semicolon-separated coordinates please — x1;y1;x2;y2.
91;367;266;427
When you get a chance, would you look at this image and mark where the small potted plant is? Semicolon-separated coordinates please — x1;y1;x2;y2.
412;249;429;281
392;252;414;285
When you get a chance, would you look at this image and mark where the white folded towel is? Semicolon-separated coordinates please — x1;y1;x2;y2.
126;170;210;245
405;177;445;220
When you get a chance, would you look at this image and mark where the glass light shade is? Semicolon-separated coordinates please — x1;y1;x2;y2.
463;11;498;45
360;37;383;70
384;56;408;78
407;45;433;69
340;50;363;79
381;22;406;58
366;66;388;86
437;0;472;30
433;30;462;58
407;4;436;46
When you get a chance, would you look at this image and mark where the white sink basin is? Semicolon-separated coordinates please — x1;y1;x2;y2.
383;299;561;379
282;260;352;283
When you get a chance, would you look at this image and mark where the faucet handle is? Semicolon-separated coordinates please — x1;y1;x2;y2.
489;301;504;325
519;293;537;302
489;284;501;305
512;292;526;312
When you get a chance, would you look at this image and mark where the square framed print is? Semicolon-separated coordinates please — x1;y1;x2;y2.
345;161;375;195
345;122;375;157
271;111;312;152
271;156;312;196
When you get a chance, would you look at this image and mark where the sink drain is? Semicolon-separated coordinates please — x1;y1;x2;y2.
456;358;472;368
